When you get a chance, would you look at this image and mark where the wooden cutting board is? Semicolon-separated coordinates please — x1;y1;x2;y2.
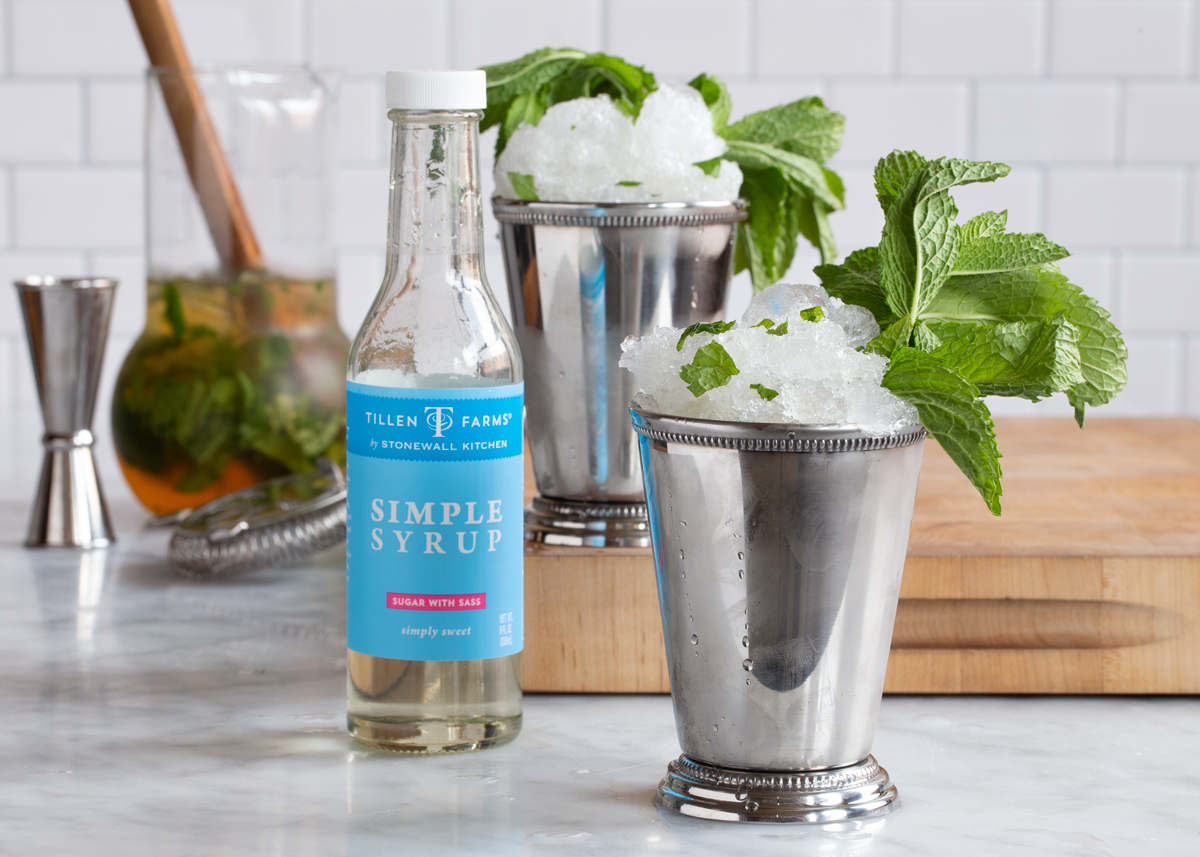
523;418;1200;694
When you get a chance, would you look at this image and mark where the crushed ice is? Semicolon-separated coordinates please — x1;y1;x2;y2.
619;283;920;433
493;85;743;203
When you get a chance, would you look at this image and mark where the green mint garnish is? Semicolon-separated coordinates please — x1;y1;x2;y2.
508;172;538;201
679;342;739;397
482;48;657;159
616;180;641;187
767;320;789;335
750;383;778;401
479;50;844;288
799;307;823;323
813;151;1127;515
753;319;774;330
676;320;736;351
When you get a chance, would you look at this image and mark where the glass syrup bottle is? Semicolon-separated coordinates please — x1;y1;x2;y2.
345;71;523;752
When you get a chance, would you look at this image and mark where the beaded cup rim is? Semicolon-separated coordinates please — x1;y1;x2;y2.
631;407;927;454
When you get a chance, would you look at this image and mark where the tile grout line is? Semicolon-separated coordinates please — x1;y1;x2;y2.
2;0;11;78
889;0;900;78
966;78;977;159
1184;168;1196;250
1041;0;1053;79
747;0;758;77
80;78;91;165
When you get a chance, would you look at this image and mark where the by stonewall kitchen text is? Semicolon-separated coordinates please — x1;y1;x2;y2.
368;498;505;555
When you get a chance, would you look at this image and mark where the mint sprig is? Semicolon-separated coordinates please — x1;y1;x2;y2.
689;74;845;289
481;51;845;292
816;151;1127;515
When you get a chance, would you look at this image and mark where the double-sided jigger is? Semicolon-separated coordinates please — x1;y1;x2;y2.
15;277;117;549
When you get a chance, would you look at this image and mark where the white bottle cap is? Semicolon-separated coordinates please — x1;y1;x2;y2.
386;70;487;110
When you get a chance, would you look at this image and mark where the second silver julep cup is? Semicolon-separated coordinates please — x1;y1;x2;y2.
494;200;745;546
631;408;926;823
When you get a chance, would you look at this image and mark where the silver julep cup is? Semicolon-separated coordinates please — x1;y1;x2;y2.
631;407;926;823
15;277;118;549
494;200;745;547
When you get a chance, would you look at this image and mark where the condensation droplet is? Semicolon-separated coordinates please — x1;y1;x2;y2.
691;635;698;645
680;520;687;527
742;636;748;647
745;678;751;686
742;659;754;672
746;800;760;812
738;569;745;579
735;790;749;801
737;551;744;560
679;549;685;560
712;724;718;731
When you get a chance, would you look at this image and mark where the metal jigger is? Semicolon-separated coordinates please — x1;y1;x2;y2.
15;277;118;548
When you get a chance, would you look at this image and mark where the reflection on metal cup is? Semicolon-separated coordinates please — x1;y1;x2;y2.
15;277;117;549
632;407;926;823
494;200;745;547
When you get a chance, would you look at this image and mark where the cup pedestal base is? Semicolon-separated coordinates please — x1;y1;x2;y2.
655;754;897;824
523;495;650;548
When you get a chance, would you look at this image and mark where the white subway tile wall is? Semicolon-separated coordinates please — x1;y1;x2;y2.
0;0;1196;505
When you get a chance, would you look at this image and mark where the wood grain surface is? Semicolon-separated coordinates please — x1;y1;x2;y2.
522;418;1200;694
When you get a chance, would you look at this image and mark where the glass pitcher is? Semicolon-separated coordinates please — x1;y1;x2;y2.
112;67;348;516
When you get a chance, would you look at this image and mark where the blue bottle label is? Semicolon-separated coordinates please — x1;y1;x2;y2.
345;381;524;662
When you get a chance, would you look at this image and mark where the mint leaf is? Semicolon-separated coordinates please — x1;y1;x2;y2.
482;49;655;159
508;172;538;201
792;191;837;267
679;342;739;396
736;167;790;289
954;231;1069;275
959;210;1007;243
724;139;841;209
616;180;641;187
687;73;731;132
882;347;1003;515
930;316;1084;400
913;321;943;352
750;383;779;401
694;157;722;177
482;48;587;109
676;319;736;351
865;317;913;356
753;319;775;329
874;150;929;213
767;319;790;334
798;307;822;323
724;97;844;164
925;267;1126;416
877;154;1010;324
547;52;657;119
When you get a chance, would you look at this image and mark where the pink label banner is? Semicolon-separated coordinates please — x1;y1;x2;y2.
387;592;486;611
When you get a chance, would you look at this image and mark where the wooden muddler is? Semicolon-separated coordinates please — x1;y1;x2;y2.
127;0;263;272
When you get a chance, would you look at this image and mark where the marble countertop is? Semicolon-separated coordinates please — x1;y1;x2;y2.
2;496;1199;856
